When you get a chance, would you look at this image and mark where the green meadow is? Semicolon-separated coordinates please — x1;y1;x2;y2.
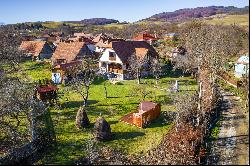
16;61;197;164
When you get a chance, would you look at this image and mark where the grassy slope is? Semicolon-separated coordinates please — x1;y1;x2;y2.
17;61;197;164
204;14;249;26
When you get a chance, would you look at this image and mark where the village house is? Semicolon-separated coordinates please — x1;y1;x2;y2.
51;42;93;84
19;41;54;60
99;40;158;80
234;54;249;78
133;32;159;45
51;41;92;65
93;33;125;53
164;33;178;41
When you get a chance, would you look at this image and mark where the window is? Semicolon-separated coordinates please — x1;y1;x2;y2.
109;52;116;61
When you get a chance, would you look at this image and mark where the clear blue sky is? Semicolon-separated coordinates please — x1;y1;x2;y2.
0;0;249;24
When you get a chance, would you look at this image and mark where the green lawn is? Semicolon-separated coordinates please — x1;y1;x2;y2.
17;61;197;165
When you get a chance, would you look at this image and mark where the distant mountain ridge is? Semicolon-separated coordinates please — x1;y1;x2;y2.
143;6;249;22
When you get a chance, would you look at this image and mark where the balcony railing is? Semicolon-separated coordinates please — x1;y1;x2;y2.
108;68;125;74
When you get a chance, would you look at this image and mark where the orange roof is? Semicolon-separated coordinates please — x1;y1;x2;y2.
54;61;82;70
133;33;158;41
52;42;87;63
19;41;46;57
138;101;159;112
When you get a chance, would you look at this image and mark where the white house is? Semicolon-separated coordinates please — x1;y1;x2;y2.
98;40;158;80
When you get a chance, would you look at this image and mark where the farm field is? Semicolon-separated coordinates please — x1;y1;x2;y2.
204;14;249;26
17;61;197;164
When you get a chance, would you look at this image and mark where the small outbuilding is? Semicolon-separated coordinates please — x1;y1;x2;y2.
35;84;58;103
120;101;161;128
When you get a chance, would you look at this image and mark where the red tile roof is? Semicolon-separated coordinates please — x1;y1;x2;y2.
52;42;87;63
54;61;82;70
19;41;46;57
138;101;158;112
111;41;158;63
133;33;158;41
37;85;58;93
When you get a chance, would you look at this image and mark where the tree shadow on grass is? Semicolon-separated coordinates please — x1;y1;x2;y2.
61;100;99;109
112;131;145;140
145;114;169;128
107;96;119;99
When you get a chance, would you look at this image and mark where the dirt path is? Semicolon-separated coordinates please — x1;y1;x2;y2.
207;90;249;165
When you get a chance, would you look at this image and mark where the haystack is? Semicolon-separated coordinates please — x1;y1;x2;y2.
93;117;112;141
76;107;90;129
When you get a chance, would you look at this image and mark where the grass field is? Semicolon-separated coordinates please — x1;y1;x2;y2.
16;61;197;164
204;14;249;26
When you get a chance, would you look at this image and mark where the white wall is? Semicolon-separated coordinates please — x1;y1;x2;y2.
99;48;123;64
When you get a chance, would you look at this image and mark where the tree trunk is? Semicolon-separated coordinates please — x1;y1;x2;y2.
155;76;159;85
83;87;89;107
137;68;141;84
104;86;107;98
199;68;213;113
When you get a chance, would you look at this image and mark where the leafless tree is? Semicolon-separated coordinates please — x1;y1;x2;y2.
130;84;153;100
69;57;97;106
175;23;243;112
151;58;162;84
128;53;148;84
0;28;48;154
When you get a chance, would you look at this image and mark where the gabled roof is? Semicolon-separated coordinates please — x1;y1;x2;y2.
52;42;87;63
133;33;158;41
20;41;47;57
111;41;158;63
92;33;113;43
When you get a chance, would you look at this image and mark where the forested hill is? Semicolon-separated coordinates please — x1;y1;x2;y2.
65;18;120;25
143;6;249;22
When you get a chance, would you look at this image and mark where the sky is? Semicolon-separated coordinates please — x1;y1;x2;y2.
0;0;249;24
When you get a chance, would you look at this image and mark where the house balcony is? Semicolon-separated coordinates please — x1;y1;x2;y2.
108;68;126;74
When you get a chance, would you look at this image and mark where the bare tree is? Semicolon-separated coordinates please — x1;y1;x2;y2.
151;58;162;84
130;84;153;100
128;53;148;84
0;28;49;154
175;23;243;112
69;57;97;106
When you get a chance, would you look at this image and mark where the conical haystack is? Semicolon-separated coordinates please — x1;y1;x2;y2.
76;107;90;129
93;117;112;141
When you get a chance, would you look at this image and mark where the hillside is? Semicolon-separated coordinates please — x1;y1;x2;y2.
65;18;119;25
143;6;249;22
204;14;249;26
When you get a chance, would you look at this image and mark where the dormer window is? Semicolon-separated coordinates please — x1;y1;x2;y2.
109;52;116;61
